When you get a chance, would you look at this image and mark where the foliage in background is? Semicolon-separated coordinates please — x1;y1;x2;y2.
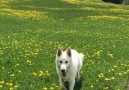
102;0;123;4
123;0;129;5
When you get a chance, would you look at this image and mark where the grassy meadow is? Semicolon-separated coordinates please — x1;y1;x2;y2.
0;0;129;90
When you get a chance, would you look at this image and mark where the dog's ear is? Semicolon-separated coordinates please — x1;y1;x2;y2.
67;47;71;57
57;47;62;57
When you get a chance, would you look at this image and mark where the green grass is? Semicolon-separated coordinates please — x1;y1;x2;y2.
0;0;129;90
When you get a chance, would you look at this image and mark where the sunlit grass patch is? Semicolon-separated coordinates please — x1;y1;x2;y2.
1;8;52;21
88;15;129;21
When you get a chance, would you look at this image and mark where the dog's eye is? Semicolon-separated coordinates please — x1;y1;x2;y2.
65;61;68;64
60;61;62;63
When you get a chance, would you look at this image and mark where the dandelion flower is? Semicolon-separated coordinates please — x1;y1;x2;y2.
55;85;59;88
45;71;49;73
98;73;104;78
10;74;15;77
18;70;22;73
105;87;109;90
14;85;18;88
46;73;50;76
0;85;2;88
105;78;110;81
50;87;54;90
123;72;127;74
90;85;93;88
119;73;122;76
0;81;4;84
108;53;113;58
10;87;13;90
111;77;115;80
52;84;56;86
43;87;48;90
9;83;13;86
58;86;63;90
33;72;37;76
2;67;5;70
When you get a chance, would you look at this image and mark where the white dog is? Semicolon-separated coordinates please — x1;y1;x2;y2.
55;47;84;90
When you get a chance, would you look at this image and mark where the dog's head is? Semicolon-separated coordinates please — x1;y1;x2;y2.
56;47;72;77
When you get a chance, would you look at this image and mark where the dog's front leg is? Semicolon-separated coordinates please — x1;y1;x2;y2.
59;77;67;90
69;79;75;90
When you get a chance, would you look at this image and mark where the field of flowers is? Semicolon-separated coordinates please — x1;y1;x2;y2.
0;0;129;90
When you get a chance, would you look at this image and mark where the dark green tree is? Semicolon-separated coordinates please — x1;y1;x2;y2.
102;0;123;4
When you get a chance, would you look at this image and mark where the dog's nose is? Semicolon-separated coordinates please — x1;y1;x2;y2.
61;70;65;72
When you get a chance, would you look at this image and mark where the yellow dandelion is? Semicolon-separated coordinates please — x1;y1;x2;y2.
108;53;113;58
113;66;117;68
90;85;93;88
27;60;32;64
14;85;18;88
45;71;49;73
105;87;109;90
39;71;43;73
6;82;13;86
33;72;37;76
108;70;111;72
50;87;54;90
38;73;42;76
58;87;63;90
10;74;15;77
111;77;115;80
118;73;122;76
2;67;5;70
105;78;111;81
9;83;13;86
15;63;19;67
0;85;2;88
46;73;50;76
6;83;9;85
43;87;48;90
16;63;19;66
111;69;115;71
10;87;13;90
39;72;43;76
52;84;56;86
95;50;103;56
55;85;59;88
0;81;4;84
98;73;104;78
124;72;127;74
18;70;22;73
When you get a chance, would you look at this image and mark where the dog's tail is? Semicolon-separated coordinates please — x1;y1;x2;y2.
79;53;84;61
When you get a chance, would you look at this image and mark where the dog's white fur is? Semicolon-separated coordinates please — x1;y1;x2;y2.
55;47;84;90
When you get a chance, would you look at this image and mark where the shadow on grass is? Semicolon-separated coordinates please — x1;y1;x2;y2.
65;77;83;90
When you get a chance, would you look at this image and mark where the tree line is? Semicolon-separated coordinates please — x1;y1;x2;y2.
102;0;129;5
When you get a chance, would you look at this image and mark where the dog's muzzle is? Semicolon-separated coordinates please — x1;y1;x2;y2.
61;70;66;77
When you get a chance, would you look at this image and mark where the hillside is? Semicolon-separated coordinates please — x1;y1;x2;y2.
0;0;129;90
